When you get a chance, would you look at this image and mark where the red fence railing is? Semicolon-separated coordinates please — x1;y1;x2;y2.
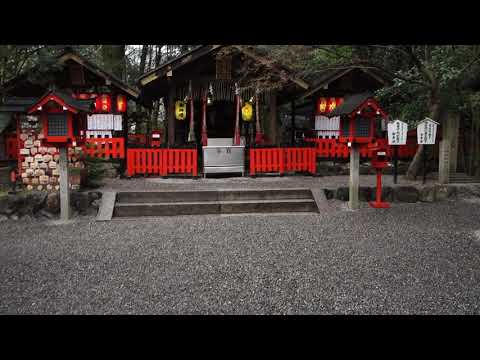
127;148;198;177
6;133;18;160
250;147;316;176
84;138;125;159
304;138;418;160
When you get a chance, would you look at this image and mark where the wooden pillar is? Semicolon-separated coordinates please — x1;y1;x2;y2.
349;144;360;210
439;139;451;184
121;111;128;176
443;113;459;174
168;87;176;146
59;146;70;221
269;92;278;145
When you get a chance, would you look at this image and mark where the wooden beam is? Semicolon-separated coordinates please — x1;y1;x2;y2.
168;86;176;146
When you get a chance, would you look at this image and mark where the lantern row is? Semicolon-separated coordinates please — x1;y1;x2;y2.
73;93;127;113
316;98;344;115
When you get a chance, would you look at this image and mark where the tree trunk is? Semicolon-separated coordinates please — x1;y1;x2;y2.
139;45;149;75
406;85;443;179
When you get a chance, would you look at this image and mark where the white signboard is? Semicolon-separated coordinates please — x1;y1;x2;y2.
417;118;439;145
387;119;408;145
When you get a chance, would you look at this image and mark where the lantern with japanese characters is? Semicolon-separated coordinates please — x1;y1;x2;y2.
116;95;127;113
95;94;111;113
316;97;344;115
175;100;187;121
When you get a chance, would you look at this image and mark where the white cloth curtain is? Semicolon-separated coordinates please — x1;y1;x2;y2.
87;114;123;131
315;116;340;139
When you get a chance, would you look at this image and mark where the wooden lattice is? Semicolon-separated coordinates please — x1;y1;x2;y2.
216;56;232;80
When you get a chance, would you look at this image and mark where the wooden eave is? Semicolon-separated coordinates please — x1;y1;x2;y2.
57;52;140;99
139;45;224;87
298;67;391;101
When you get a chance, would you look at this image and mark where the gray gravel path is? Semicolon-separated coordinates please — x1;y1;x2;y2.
1;199;480;314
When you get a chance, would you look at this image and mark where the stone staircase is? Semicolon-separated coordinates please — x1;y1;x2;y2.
108;189;321;218
448;172;480;184
429;172;480;184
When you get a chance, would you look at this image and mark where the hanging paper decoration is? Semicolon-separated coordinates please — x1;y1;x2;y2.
187;81;195;143
175;100;187;121
233;83;241;145
242;102;253;122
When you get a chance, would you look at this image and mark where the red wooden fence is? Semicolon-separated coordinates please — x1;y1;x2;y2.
127;148;198;177
84;138;125;159
304;138;418;159
250;147;316;176
5;134;18;160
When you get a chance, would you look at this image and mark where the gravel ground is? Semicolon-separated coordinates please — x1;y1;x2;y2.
1;198;480;315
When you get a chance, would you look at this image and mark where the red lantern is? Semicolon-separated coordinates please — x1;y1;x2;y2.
116;95;127;113
95;94;111;113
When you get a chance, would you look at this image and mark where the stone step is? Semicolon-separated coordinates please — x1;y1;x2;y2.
116;189;314;204
113;199;318;217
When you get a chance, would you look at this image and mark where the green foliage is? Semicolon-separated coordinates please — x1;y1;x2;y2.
84;156;107;188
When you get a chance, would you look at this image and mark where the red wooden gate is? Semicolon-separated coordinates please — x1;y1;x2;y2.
127;148;198;177
250;147;316;176
84;138;125;159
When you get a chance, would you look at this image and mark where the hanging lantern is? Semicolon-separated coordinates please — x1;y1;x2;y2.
241;102;253;122
317;98;328;114
116;95;127;113
175;100;187;121
95;94;111;113
328;98;338;112
317;97;344;115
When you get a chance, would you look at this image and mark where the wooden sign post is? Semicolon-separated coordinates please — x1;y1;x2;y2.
59;146;70;221
349;143;360;210
387;119;408;184
417;118;439;185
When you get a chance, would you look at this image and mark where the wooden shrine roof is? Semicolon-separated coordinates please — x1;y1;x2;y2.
1;47;139;100
328;92;374;117
298;66;392;101
137;45;310;106
0;91;94;113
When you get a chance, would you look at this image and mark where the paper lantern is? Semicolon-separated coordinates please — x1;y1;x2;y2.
241;102;253;122
95;94;111;113
175;101;187;121
116;95;127;113
316;97;344;115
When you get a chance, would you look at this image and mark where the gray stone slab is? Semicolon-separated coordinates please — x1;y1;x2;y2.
96;191;117;222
